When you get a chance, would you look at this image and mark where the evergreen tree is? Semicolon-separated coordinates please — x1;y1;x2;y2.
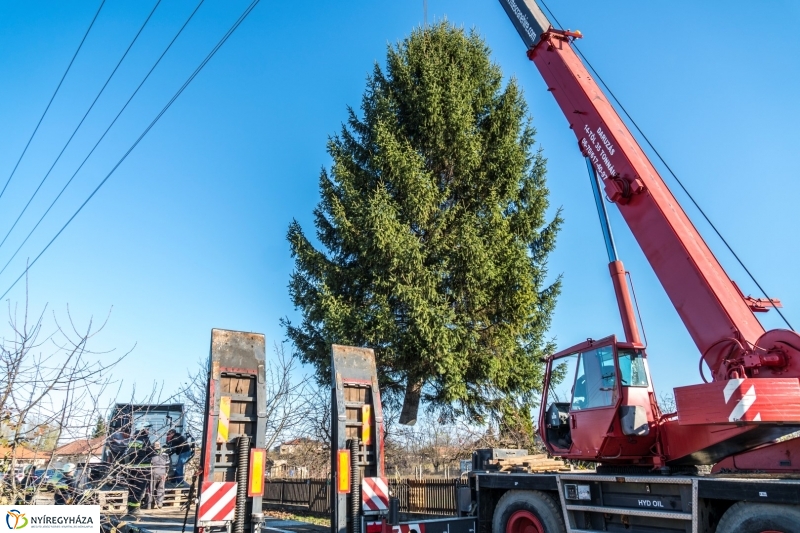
284;22;561;424
92;417;107;439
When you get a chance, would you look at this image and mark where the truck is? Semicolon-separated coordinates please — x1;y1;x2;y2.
88;403;188;513
101;403;187;464
329;2;800;532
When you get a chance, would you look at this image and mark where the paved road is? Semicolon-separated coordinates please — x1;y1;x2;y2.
112;509;327;533
111;508;194;533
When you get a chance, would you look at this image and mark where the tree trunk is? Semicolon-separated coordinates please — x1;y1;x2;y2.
399;377;423;425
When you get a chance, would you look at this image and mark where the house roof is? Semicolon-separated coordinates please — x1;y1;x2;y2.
0;446;52;461
54;437;105;456
282;437;323;446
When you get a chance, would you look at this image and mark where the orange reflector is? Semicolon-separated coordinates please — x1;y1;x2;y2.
217;396;231;444
337;449;351;493
362;404;373;445
248;448;267;497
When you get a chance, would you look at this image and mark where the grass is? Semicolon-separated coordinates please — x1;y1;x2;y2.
264;510;331;527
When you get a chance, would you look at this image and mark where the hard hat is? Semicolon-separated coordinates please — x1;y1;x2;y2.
61;463;76;474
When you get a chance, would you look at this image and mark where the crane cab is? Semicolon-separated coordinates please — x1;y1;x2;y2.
539;335;662;466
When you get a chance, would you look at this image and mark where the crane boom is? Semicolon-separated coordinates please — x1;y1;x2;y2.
499;0;764;372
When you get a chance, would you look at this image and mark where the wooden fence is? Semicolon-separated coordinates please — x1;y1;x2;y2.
263;478;466;516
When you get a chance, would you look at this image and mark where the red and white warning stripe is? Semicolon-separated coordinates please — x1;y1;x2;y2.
723;379;761;422
362;477;389;511
198;481;237;522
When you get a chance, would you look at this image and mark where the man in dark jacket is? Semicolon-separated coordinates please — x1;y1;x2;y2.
166;430;191;486
106;429;130;463
125;428;155;515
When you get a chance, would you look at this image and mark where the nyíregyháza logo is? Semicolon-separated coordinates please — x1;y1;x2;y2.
6;510;28;530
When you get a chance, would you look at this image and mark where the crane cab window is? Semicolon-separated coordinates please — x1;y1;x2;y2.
571;346;616;410
618;349;649;387
549;353;580;405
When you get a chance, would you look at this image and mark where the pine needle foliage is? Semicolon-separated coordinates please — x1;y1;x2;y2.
284;21;561;423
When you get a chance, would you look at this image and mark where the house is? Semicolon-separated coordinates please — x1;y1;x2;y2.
266;459;308;479
52;437;105;466
0;446;52;468
278;438;323;455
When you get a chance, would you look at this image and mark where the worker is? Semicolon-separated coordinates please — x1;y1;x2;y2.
106;428;130;463
125;427;155;515
54;463;89;505
165;429;192;486
148;442;169;508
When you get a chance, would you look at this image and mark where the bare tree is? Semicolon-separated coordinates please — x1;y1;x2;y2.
386;413;480;478
0;280;129;504
658;392;676;414
176;342;315;457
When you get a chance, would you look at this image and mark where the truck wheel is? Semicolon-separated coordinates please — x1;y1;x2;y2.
492;490;566;533
716;502;800;533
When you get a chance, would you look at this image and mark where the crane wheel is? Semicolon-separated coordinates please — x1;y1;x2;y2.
716;502;800;533
492;490;566;533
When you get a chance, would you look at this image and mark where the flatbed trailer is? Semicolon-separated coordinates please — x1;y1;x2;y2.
468;466;800;532
329;346;800;532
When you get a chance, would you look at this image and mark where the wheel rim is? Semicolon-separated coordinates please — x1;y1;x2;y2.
506;510;544;533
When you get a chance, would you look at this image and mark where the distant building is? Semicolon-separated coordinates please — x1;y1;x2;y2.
0;446;52;468
266;459;308;478
52;437;105;466
278;438;323;455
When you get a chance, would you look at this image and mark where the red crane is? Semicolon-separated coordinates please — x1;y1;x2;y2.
499;0;800;470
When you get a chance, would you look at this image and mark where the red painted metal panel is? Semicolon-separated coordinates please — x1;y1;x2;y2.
674;378;800;425
712;437;800;473
661;418;756;464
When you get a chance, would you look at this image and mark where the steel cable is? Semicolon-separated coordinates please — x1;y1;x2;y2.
0;0;262;300
0;0;207;280
0;0;163;252
0;0;106;200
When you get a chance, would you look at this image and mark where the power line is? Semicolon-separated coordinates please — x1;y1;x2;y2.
0;0;207;280
538;0;792;331
0;0;163;252
0;0;262;301
0;0;106;201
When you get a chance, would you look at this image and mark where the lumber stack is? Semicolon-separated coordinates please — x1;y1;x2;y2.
490;453;571;473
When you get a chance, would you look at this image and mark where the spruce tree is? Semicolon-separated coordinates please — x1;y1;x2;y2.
284;21;561;424
93;417;107;439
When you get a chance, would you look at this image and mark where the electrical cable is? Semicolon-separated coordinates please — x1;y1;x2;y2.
0;0;207;280
0;0;163;252
538;0;793;331
0;0;261;300
0;0;106;201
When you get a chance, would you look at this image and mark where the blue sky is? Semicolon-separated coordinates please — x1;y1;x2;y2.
0;0;798;408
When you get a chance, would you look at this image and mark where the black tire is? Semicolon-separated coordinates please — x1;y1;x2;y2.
716;502;800;533
492;490;566;533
